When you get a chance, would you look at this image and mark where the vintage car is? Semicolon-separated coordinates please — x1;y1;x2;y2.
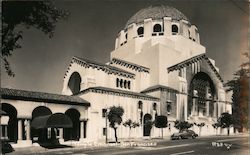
171;129;198;140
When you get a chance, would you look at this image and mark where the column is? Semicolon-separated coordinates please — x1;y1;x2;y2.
206;101;210;117
18;119;23;141
26;119;31;140
80;121;84;139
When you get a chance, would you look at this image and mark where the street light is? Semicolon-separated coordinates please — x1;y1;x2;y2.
105;108;109;144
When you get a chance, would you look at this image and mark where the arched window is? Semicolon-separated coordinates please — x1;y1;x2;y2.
120;79;123;88
124;80;127;89
127;81;131;89
153;24;162;32
172;25;178;34
138;101;143;110
116;78;119;87
125;33;127;40
137;27;144;36
68;72;81;95
153;103;157;111
167;103;172;114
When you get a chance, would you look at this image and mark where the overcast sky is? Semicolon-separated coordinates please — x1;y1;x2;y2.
1;0;249;94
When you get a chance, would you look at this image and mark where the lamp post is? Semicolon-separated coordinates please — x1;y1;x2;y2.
105;108;109;144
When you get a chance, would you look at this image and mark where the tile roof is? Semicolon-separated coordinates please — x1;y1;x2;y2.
110;58;150;73
0;88;90;106
141;85;179;93
126;5;189;28
78;86;159;101
64;57;135;79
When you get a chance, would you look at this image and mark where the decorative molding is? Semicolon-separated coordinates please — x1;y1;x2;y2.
167;54;223;83
110;58;150;73
78;86;159;101
64;57;136;79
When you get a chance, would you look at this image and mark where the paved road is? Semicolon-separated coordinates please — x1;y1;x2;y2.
7;135;250;155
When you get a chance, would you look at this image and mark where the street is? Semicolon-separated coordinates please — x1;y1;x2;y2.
8;135;249;155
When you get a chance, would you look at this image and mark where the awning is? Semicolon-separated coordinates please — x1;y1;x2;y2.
31;113;73;129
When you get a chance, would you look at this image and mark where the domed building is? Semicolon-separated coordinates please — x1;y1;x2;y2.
1;5;232;147
62;5;232;141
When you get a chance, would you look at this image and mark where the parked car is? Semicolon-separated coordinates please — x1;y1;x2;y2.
171;129;198;140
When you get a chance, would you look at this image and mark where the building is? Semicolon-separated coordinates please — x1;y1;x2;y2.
1;5;232;147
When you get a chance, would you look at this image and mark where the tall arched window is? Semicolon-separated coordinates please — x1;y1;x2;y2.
116;78;119;87
138;101;143;110
153;24;162;32
153;103;157;111
120;79;123;88
137;27;144;36
172;24;178;34
124;80;127;89
127;81;131;89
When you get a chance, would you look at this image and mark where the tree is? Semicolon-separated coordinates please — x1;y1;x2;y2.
174;120;193;132
194;122;205;136
212;123;220;135
123;119;140;140
218;112;234;136
155;115;168;138
225;52;250;132
107;106;124;143
2;1;69;76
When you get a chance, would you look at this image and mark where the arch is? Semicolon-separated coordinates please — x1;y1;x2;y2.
143;114;152;136
172;24;178;34
64;108;81;141
153;103;157;111
31;106;52;142
137;27;144;36
127;81;131;89
116;78;119;87
120;79;123;88
153;24;162;32
68;72;82;95
124;80;127;89
2;103;18;142
188;72;216;117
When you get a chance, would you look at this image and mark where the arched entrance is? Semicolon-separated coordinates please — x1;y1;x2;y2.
68;72;81;95
143;114;152;136
2;103;18;142
64;109;80;141
31;106;52;142
188;72;216;117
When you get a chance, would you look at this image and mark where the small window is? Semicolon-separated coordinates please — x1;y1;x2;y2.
116;78;119;87
103;128;107;136
137;27;144;36
153;24;162;32
178;69;182;77
120;79;123;88
167;103;172;114
172;25;178;34
124;80;127;89
127;81;131;89
153;103;157;111
125;33;128;40
138;101;143;109
102;109;107;117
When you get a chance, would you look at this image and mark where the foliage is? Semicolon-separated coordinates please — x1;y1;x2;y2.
155;115;168;128
218;112;234;128
123;119;140;129
123;119;139;140
225;52;250;132
194;122;205;136
107;106;124;142
174;120;193;132
2;1;69;76
212;123;220;129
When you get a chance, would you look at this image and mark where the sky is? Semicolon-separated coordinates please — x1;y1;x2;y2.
1;0;249;94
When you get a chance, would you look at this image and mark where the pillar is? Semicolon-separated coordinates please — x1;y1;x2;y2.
18;119;23;141
80;121;84;139
26;119;31;140
206;101;210;117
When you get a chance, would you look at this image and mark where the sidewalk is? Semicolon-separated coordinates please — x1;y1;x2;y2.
6;133;249;155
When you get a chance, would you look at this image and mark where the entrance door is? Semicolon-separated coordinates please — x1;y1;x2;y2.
143;114;152;136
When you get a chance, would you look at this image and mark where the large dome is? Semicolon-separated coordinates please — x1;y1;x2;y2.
125;5;189;27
